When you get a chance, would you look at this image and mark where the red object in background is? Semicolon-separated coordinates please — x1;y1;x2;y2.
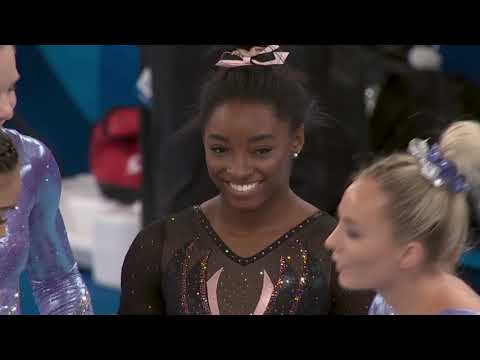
90;107;142;191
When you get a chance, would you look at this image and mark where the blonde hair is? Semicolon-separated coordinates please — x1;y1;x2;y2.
360;121;480;269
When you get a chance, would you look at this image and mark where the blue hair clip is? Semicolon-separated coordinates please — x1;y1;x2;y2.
408;138;471;194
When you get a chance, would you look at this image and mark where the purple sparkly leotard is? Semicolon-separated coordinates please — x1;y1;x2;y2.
0;128;93;315
369;294;480;315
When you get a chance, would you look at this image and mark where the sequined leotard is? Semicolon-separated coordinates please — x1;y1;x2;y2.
369;294;480;315
0;129;93;315
119;206;374;315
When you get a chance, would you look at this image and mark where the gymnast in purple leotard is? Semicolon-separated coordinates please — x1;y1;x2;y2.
326;121;480;316
0;45;93;315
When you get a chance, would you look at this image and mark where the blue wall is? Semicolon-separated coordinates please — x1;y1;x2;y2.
440;45;480;86
15;45;141;176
